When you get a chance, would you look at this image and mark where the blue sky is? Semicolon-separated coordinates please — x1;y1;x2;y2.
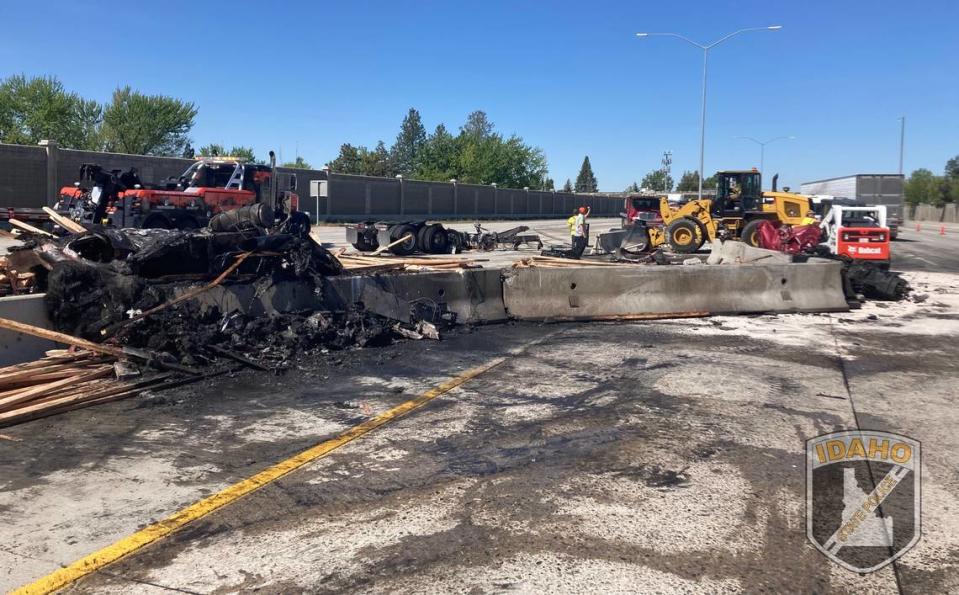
2;0;957;191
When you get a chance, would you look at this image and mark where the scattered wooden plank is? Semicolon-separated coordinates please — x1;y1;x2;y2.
9;219;55;238
0;365;114;411
370;234;413;256
0;317;127;359
42;207;87;234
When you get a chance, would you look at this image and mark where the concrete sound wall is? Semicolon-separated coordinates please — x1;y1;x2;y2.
320;172;624;222
0;141;622;222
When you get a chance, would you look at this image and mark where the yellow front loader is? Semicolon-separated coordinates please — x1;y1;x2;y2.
616;170;813;257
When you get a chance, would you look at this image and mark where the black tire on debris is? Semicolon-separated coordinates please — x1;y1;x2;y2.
421;223;450;254
416;225;432;252
389;224;418;256
740;219;765;247
666;217;704;253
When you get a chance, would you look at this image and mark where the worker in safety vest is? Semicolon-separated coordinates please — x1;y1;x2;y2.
567;210;578;237
571;206;590;258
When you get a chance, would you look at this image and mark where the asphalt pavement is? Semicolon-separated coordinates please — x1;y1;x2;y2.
1;221;957;593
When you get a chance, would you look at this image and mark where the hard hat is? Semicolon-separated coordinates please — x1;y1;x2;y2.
579;207;587;214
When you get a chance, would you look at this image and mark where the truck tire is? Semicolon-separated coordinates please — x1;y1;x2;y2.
416;225;432;253
421;223;449;253
389;224;418;256
740;219;765;247
667;218;704;253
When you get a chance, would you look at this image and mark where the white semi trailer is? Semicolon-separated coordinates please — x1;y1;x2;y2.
800;174;904;239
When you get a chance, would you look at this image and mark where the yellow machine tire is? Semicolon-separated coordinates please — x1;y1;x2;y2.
740;219;766;247
666;218;705;253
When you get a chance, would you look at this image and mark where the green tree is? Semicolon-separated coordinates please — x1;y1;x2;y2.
199;144;257;162
624;182;640;193
391;108;427;176
676;170;699;191
0;74;101;149
327;110;548;188
703;174;718;190
461;110;493;138
641;169;673;192
327;143;364;174
562;179;573;192
282;156;312;169
360;141;395;177
905;168;940;206
416;124;457;180
100;86;196;155
575;156;597;193
543;177;555;191
945;155;959;179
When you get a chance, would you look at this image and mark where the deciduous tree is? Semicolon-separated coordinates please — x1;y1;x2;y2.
905;168;940;205
100;86;196;156
641;169;673;192
0;74;101;149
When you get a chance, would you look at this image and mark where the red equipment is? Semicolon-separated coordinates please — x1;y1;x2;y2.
56;152;298;231
756;221;822;255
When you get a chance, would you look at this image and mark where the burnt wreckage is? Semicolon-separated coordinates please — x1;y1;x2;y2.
11;204;413;368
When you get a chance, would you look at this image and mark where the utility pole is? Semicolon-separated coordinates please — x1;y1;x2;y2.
636;26;782;199
898;116;905;175
661;150;673;192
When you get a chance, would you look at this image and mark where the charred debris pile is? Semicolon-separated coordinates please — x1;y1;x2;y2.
8;207;441;371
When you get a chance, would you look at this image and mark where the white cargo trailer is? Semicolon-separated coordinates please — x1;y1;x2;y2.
800;174;904;239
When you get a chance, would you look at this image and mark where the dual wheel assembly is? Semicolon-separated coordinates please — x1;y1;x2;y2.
388;223;450;256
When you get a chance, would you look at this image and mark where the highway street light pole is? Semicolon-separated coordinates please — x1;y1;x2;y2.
636;26;782;199
898;116;905;175
735;135;795;176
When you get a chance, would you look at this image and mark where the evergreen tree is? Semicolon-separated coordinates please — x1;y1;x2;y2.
416;124;457;180
326;143;364;174
391;108;427;176
575;156;598;193
562;179;573;193
360;141;394;177
625;182;640;193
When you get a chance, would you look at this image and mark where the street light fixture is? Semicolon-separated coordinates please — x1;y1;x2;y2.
735;135;795;176
635;25;782;198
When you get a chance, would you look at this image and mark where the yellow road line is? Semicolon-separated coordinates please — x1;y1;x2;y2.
13;357;507;595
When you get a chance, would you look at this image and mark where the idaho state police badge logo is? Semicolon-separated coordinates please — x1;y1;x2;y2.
806;430;921;573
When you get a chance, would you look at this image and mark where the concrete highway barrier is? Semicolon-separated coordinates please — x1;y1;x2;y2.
502;259;849;320
0;294;58;365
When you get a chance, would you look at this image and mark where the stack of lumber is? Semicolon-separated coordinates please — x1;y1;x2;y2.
0;256;38;296
0;350;170;427
511;255;630;269
335;251;486;273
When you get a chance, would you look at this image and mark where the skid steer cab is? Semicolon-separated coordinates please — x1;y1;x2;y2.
57;151;299;231
821;204;890;263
